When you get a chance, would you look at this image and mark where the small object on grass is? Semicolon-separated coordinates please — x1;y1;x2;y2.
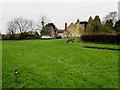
67;39;74;43
14;69;19;83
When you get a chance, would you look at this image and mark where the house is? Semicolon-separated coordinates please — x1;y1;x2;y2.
80;21;88;29
56;30;64;38
64;19;85;38
41;23;57;38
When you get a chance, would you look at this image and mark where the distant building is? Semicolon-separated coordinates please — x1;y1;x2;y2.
64;19;85;38
41;26;55;38
56;19;85;38
80;21;88;29
57;30;64;38
41;23;57;38
118;1;120;20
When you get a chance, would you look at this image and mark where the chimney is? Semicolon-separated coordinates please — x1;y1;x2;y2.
77;19;80;23
65;23;67;31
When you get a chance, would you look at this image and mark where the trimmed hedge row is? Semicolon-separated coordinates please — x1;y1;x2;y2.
81;34;120;44
2;34;40;40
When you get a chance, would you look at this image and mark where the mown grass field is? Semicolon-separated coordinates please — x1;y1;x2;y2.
2;39;119;88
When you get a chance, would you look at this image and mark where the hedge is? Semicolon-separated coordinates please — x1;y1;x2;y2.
81;34;120;44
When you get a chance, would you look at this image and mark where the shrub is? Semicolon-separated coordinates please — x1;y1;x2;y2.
2;34;10;40
56;36;62;39
81;34;120;44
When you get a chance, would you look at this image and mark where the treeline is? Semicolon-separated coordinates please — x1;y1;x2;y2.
85;16;120;34
2;31;40;40
84;12;119;34
81;12;120;44
2;16;48;40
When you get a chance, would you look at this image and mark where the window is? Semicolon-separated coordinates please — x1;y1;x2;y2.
70;29;72;32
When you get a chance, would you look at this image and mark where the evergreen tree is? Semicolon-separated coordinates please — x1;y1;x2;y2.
88;16;93;24
86;16;93;33
105;19;113;27
102;19;114;34
92;15;102;32
114;20;120;32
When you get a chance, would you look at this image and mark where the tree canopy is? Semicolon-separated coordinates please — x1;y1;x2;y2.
86;15;102;33
114;20;120;32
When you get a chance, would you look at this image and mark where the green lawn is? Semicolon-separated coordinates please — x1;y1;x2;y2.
2;39;119;88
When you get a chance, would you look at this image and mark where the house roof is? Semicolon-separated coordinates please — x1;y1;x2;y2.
75;23;84;30
67;23;75;29
41;26;54;32
57;30;65;33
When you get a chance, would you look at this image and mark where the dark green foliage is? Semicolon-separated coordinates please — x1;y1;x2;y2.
2;34;16;40
14;35;21;40
2;34;10;40
86;15;102;33
114;20;120;32
105;19;113;27
34;32;40;39
34;32;39;36
19;33;27;40
2;31;40;40
103;11;117;25
101;19;114;34
86;16;93;32
92;15;102;32
86;15;115;34
19;32;40;39
56;35;62;39
2;34;21;40
88;16;93;24
81;34;120;44
10;34;15;40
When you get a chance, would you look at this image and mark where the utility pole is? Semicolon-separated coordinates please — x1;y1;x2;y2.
118;1;120;20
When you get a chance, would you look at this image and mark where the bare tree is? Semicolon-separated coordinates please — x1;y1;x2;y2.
40;16;48;29
7;17;37;39
29;20;36;39
36;16;50;34
14;17;31;34
7;21;17;39
29;20;35;32
102;11;117;25
13;17;34;39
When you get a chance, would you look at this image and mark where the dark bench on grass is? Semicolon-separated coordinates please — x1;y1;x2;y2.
67;39;74;43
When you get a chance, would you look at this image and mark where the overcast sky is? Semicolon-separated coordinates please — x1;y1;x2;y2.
1;0;119;34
